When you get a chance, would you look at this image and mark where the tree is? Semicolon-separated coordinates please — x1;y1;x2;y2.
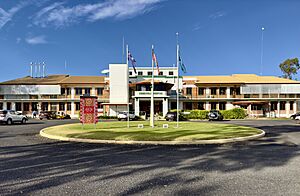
279;58;300;79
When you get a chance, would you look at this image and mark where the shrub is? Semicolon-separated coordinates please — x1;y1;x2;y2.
220;108;247;119
98;115;117;119
184;110;209;120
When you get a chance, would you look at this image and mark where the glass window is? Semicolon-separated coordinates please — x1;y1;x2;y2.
185;102;193;110
198;88;204;95
251;104;262;110
59;102;65;111
159;71;163;75
75;88;82;95
280;101;286;110
169;71;174;76
197;102;204;110
219;102;226;110
98;102;103;109
138;71;143;76
67;103;71;111
96;88;104;96
16;103;22;111
84;88;91;95
186;87;192;95
219;87;226;95
129;71;132;75
271;102;277;110
75;103;80;111
290;101;294;110
61;88;65;95
211;103;217;110
147;71;152;76
23;103;30;111
0;103;3;110
66;88;71;95
211;88;217;95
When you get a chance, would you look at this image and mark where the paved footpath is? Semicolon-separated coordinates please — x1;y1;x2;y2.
0;119;299;195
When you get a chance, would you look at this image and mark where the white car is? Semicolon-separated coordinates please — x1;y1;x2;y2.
0;110;28;125
295;116;300;120
117;111;136;121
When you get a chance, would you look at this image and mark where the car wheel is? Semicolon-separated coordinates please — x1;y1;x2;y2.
21;118;27;124
7;119;13;125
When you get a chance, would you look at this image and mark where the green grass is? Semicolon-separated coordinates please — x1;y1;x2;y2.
43;121;262;141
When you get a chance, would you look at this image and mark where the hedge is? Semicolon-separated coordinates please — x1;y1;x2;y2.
181;108;247;120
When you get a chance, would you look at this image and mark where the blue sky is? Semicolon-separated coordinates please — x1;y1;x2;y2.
0;0;300;82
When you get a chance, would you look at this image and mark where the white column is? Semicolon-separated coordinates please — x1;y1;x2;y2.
226;102;233;110
71;87;75;99
179;101;183;110
277;102;280;117
3;102;7;110
134;98;139;116
64;102;68;113
91;87;96;96
71;101;75;117
38;102;42;112
294;101;297;113
11;102;16;111
205;101;210;110
163;98;168;117
286;101;290;117
205;87;210;97
226;87;230;98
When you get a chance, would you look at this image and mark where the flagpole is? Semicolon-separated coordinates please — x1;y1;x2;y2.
150;45;155;128
126;44;130;128
176;32;179;128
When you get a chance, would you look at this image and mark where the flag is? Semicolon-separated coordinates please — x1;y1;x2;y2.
152;49;159;72
128;51;137;74
179;52;187;73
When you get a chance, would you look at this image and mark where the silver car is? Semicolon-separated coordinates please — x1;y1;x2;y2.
0;110;28;125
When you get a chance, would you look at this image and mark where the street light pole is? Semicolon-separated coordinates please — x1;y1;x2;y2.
260;27;265;76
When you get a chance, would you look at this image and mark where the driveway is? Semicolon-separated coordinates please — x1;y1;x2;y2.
0;119;299;195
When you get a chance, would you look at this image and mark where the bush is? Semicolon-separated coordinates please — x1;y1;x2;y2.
98;115;117;119
220;108;247;119
184;110;209;120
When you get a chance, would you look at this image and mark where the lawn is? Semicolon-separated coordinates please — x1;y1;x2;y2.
42;121;262;141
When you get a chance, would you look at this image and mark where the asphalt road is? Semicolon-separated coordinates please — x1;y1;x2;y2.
0;119;300;196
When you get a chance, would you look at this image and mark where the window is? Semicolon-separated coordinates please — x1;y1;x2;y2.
59;102;65;111
198;88;204;95
169;71;174;76
185;102;193;110
42;103;48;111
251;104;263;110
211;103;217;110
290;101;294;110
147;71;152;76
219;87;226;95
197;102;205;110
159;71;163;76
271;102;277;110
16;103;22;111
280;101;286;110
23;103;29;111
0;103;3;110
186;87;192;95
61;88;65;95
211;88;217;95
67;103;71;111
66;88;71;95
7;102;11;110
129;71;132;76
32;103;38;111
84;88;91;95
96;88;104;96
75;102;80;111
219;102;226;110
75;88;82;95
138;71;143;76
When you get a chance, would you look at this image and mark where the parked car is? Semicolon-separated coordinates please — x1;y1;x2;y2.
39;111;56;120
0;110;28;125
290;112;300;119
208;110;223;121
56;111;71;119
117;111;136;121
165;111;186;121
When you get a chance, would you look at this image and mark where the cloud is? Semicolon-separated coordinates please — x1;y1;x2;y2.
209;11;227;19
34;0;163;28
16;37;21;44
0;1;30;29
25;35;47;44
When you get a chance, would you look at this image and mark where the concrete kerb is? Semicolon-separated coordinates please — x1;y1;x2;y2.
39;126;266;145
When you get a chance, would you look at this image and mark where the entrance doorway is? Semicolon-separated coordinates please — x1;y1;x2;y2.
139;100;163;116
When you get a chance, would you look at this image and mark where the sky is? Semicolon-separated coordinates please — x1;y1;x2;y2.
0;0;300;82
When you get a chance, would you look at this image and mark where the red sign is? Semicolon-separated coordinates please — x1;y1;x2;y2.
80;96;98;124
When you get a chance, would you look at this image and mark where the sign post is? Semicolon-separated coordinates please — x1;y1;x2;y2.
80;96;98;127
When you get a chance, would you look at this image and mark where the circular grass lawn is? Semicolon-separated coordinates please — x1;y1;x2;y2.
41;121;262;142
